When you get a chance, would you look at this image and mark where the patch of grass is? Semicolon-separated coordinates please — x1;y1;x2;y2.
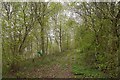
72;64;107;78
21;56;55;69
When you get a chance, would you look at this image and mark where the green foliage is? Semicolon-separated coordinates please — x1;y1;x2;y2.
72;64;107;78
3;53;23;76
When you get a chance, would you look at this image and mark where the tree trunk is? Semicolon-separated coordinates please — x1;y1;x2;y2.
41;23;45;54
59;21;62;52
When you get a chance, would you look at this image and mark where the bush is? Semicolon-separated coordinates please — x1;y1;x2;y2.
3;53;23;75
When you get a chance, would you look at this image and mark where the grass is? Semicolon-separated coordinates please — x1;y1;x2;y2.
72;64;106;78
71;49;109;78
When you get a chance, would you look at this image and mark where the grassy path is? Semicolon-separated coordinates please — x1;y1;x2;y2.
14;50;76;78
4;50;107;78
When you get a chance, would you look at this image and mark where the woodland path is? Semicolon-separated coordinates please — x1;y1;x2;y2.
15;50;77;78
5;50;106;78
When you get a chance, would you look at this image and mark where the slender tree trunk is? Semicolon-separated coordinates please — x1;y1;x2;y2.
59;21;62;52
67;34;69;50
46;36;48;54
41;23;45;54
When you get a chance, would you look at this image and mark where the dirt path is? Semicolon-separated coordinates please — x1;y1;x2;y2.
28;63;74;78
24;50;75;78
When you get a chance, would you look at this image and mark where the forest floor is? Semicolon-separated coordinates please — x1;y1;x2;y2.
4;50;107;78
